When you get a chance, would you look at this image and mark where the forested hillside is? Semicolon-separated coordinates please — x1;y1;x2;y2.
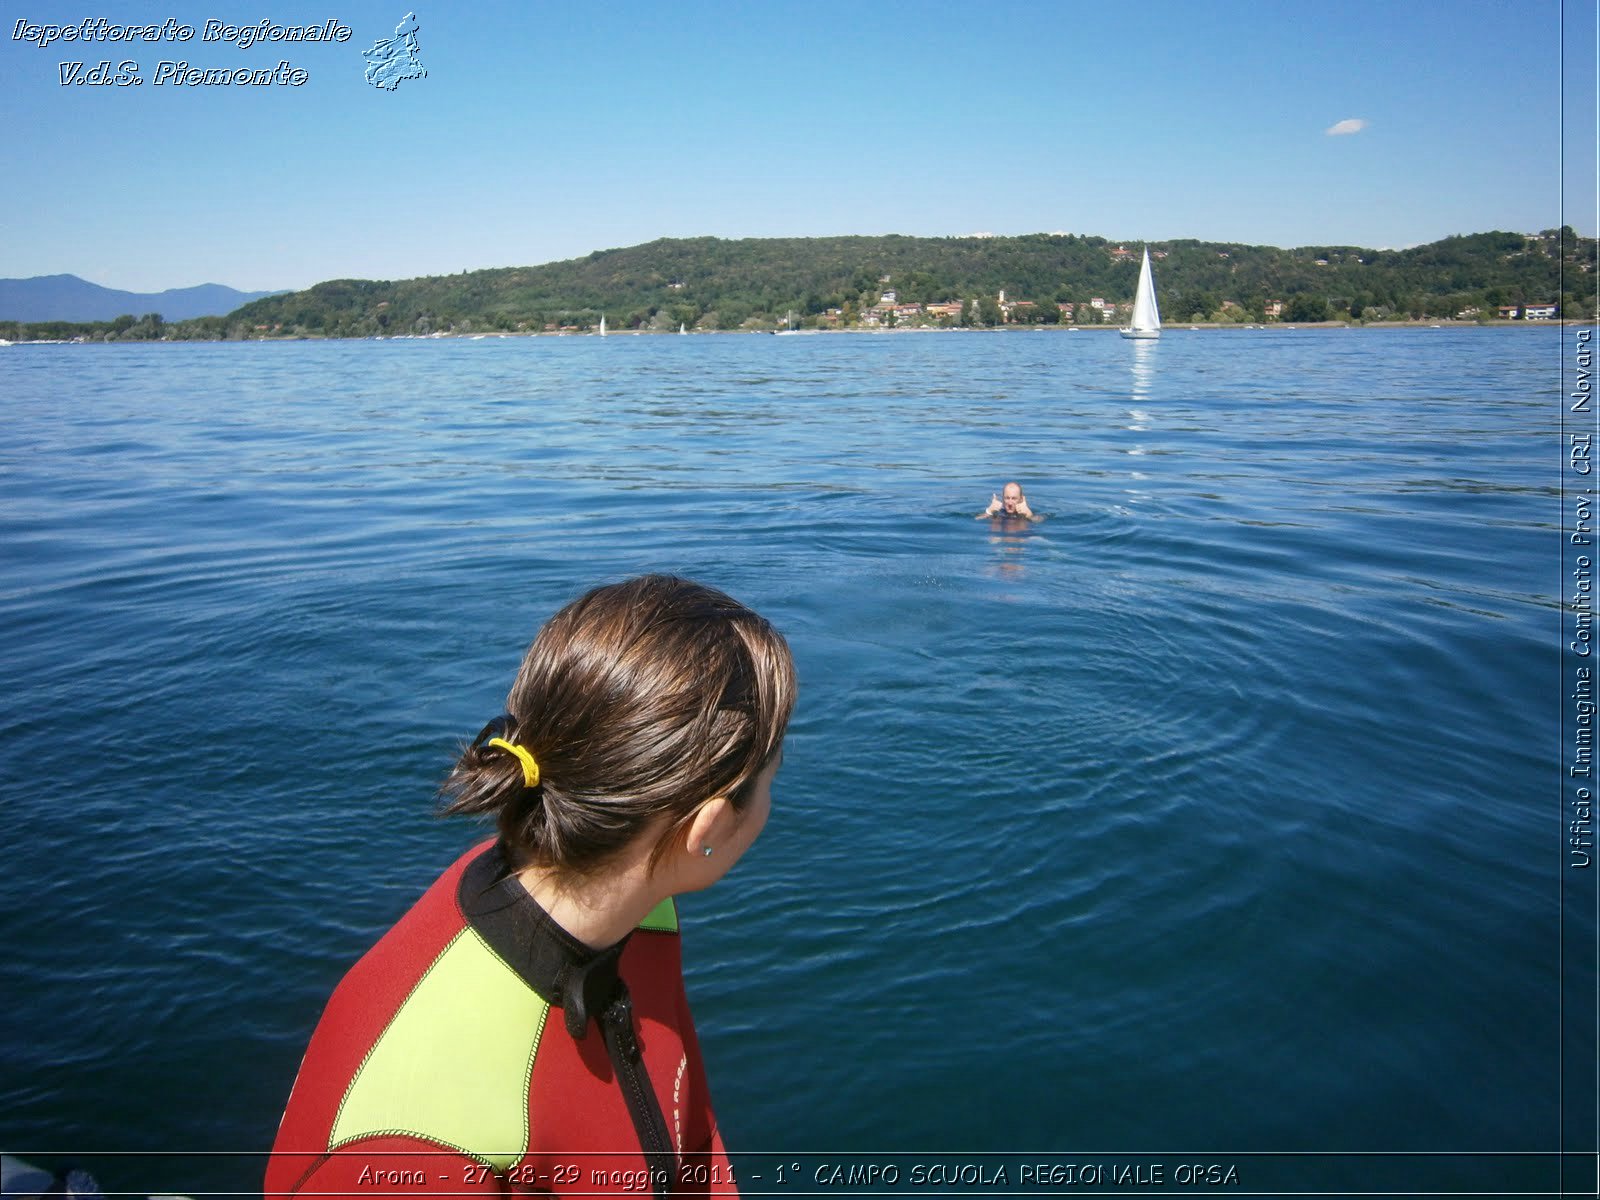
4;228;1593;342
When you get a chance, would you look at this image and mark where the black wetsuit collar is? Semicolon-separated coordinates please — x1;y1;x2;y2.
456;843;678;1197
456;843;631;1041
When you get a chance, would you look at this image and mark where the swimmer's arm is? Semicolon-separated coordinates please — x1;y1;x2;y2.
976;493;1001;519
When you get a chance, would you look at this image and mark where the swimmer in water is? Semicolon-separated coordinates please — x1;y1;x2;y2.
978;481;1042;522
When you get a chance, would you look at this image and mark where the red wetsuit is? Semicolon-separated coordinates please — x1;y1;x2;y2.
265;840;737;1199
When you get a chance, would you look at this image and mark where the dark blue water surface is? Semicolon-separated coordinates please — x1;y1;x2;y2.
0;328;1581;1196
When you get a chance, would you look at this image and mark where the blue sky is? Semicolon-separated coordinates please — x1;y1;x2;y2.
2;0;1595;293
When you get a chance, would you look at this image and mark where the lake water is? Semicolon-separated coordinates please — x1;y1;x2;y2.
0;328;1589;1197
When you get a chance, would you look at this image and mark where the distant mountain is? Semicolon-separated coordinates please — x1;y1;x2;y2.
0;274;283;322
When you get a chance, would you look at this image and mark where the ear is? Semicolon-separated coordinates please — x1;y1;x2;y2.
683;795;736;857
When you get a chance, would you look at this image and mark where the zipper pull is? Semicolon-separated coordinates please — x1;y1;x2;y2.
603;989;641;1061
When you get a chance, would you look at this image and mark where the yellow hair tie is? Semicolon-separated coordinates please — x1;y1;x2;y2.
487;737;540;788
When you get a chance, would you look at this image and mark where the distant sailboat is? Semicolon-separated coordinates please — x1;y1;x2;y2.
1119;248;1161;340
599;314;607;337
774;309;800;335
679;322;687;335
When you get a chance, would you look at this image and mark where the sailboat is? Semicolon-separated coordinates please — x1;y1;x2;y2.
679;322;687;335
1119;248;1161;340
774;309;800;335
598;314;607;337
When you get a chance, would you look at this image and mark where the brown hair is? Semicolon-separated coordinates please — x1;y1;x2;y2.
440;575;796;875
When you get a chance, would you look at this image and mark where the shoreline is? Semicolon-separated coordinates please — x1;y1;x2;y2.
2;319;1588;347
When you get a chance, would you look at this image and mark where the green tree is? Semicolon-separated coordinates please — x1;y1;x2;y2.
1284;294;1329;323
1183;290;1218;321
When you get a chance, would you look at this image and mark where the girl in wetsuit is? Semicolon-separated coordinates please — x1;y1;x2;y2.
266;575;795;1199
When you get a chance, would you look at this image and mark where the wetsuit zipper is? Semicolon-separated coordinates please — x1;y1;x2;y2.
599;983;675;1200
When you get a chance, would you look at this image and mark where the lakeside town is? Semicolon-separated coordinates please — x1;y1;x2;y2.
763;242;1566;332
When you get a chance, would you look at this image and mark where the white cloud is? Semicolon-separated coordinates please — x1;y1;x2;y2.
1326;118;1368;136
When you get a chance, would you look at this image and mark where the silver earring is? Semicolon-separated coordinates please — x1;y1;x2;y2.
702;846;713;857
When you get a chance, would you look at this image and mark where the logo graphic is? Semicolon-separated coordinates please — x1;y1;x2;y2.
363;12;426;91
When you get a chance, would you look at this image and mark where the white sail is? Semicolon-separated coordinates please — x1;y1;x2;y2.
1120;248;1161;339
599;314;607;337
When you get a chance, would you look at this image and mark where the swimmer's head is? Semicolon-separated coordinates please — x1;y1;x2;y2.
1002;482;1024;513
441;575;796;877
